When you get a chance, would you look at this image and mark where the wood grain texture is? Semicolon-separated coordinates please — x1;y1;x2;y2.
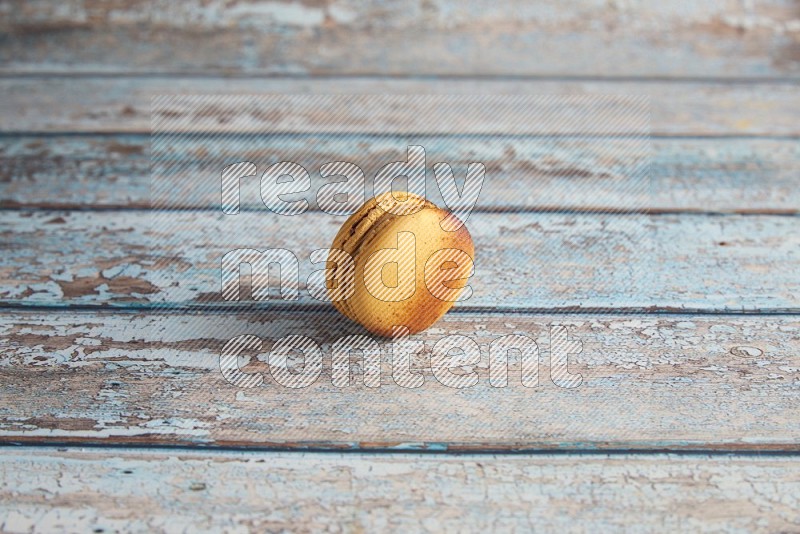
2;135;798;213
1;210;797;311
1;311;798;450
2;448;800;532
2;77;799;135
2;0;799;78
2;2;799;527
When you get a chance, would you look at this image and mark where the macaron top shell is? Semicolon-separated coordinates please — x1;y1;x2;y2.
329;192;474;336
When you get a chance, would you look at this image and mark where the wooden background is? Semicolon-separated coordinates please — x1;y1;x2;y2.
1;0;799;531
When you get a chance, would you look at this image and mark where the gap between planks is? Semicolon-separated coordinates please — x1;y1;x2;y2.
3;72;800;83
1;304;800;316
4;442;800;456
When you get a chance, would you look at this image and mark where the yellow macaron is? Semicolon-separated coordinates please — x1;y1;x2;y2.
328;191;474;336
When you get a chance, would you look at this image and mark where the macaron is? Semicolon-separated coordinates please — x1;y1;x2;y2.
329;191;474;336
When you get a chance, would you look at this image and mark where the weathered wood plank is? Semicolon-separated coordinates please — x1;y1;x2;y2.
0;211;797;311
2;0;799;78
2;135;798;213
1;311;798;450
2;78;799;135
1;448;799;532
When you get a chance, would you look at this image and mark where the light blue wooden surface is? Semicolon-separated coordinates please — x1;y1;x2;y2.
1;0;799;530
